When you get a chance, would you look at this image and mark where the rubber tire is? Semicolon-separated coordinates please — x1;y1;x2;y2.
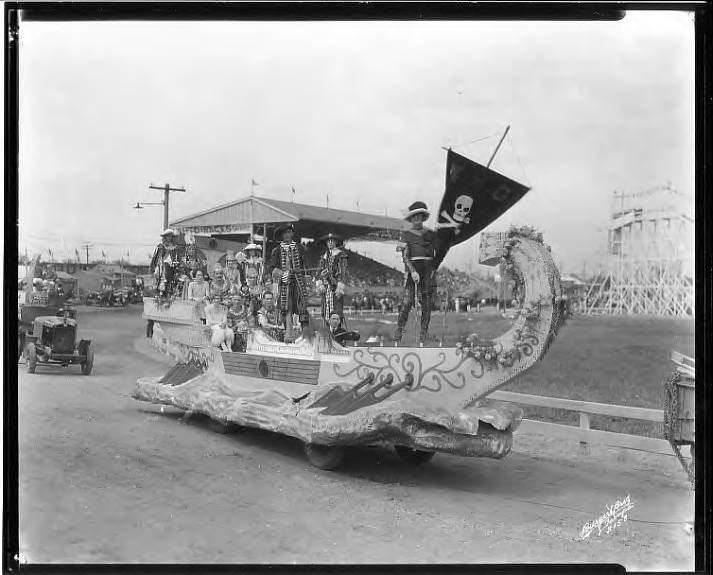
304;443;345;470
81;342;94;375
208;419;233;434
394;445;436;465
26;343;38;374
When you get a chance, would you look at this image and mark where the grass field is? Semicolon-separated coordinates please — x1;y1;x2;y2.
344;309;695;438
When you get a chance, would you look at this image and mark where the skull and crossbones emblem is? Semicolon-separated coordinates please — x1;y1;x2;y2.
439;195;473;234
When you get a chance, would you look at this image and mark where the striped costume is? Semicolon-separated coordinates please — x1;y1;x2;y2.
269;241;309;326
318;247;348;320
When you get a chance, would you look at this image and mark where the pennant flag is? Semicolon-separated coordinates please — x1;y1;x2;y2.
251;179;259;186
102;250;106;258
291;186;296;201
75;248;80;258
48;248;53;258
433;149;530;268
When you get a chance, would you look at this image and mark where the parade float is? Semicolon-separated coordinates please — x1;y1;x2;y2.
133;140;570;469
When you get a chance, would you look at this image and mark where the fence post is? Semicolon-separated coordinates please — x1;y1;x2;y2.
579;412;590;455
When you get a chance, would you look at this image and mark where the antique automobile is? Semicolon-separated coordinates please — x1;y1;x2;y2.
130;284;145;304
18;303;60;358
100;288;128;307
85;290;102;306
24;308;95;375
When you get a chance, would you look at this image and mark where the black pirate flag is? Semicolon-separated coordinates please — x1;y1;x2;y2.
433;149;530;268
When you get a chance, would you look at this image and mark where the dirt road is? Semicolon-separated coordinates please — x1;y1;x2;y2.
17;307;694;568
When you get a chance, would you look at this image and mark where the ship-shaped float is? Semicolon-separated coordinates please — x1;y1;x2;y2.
133;145;570;469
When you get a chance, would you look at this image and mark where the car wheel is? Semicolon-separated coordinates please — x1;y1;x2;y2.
26;343;38;374
394;445;436;465
208;418;234;434
304;443;345;470
81;342;94;375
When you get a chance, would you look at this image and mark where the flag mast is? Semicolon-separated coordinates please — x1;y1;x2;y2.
486;125;510;168
488;125;511;312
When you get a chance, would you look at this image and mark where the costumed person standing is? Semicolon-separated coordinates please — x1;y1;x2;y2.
242;242;264;293
186;269;209;323
206;266;233;350
315;232;348;324
394;201;437;344
224;251;246;294
185;243;209;280
257;291;285;342
268;224;310;341
150;229;182;298
207;265;231;303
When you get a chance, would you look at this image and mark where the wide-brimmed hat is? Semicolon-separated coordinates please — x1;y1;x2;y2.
318;232;343;244
274;223;295;241
403;201;430;221
243;242;262;254
160;228;176;237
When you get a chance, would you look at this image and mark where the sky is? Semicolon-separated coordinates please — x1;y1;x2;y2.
16;11;695;274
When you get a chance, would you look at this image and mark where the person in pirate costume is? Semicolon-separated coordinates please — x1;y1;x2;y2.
257;291;285;342
226;293;250;352
207;265;231;304
185;242;209;281
224;250;246;294
242;242;264;293
315;232;349;324
394;201;437;343
268;223;310;339
150;228;183;298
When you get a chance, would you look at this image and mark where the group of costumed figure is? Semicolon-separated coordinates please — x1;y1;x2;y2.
148;224;356;350
149;198;438;351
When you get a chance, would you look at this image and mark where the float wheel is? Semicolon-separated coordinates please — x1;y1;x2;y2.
394;445;436;465
208;418;234;434
304;443;345;470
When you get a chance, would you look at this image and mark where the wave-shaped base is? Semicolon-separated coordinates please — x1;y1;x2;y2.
133;371;522;459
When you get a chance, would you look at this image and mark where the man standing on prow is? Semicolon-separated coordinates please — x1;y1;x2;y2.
394;201;436;344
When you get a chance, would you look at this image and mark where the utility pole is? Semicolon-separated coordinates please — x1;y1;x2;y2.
147;183;186;230
81;244;93;269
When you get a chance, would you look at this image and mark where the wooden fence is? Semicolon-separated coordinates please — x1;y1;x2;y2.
488;390;675;457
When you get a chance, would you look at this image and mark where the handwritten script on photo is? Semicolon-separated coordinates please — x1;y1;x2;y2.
580;495;634;539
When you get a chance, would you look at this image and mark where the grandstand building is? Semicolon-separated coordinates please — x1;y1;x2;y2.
170;195;411;289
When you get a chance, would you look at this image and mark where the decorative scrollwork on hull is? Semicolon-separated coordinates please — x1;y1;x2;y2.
333;347;485;393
